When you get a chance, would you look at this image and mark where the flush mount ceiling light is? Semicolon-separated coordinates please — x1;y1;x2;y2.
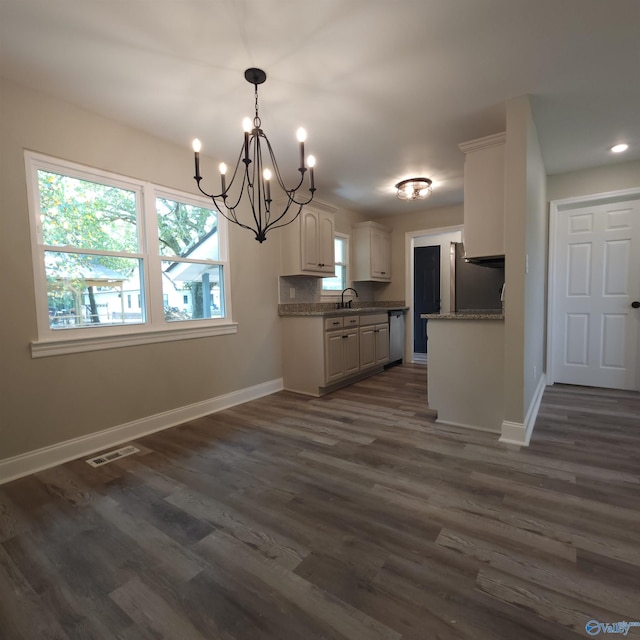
611;143;629;153
191;68;316;243
395;177;433;201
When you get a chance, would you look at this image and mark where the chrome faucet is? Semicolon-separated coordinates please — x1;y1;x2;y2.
339;287;359;309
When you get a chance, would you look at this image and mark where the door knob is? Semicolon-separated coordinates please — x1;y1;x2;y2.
632;301;640;309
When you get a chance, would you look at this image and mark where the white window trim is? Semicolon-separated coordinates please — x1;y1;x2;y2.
30;322;238;358
25;151;235;357
321;231;349;298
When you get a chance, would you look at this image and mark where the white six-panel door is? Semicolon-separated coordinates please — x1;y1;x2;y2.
552;198;640;390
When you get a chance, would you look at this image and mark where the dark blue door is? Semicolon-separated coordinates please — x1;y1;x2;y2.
414;245;441;353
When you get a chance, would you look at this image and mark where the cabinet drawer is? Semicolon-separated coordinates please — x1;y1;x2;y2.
344;315;360;327
359;313;388;326
324;317;344;331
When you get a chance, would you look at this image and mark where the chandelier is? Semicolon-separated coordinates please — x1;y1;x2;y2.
395;177;432;201
192;68;316;243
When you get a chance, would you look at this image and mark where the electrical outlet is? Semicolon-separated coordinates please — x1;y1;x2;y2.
289;287;296;299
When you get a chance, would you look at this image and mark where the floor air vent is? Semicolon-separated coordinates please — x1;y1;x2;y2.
86;445;140;467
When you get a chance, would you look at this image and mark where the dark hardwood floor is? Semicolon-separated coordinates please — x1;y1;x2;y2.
1;364;640;639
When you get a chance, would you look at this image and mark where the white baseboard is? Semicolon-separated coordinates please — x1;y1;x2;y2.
499;373;546;446
0;378;283;485
434;418;501;434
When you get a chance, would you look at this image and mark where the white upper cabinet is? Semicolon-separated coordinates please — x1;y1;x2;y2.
352;221;391;282
281;203;336;276
458;132;506;260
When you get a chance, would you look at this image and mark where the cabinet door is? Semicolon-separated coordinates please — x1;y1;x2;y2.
324;331;345;383
375;323;390;365
460;133;505;259
300;209;321;272
371;228;391;279
359;326;376;369
300;209;335;274
318;211;336;274
344;330;360;376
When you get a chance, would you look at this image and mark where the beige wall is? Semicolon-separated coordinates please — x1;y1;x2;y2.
503;95;547;426
0;79;283;461
547;159;640;202
375;204;464;301
335;207;369;236
523;104;547;410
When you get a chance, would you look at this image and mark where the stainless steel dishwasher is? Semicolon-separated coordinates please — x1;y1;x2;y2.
388;309;406;364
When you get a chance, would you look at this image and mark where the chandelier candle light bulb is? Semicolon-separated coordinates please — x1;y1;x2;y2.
242;117;252;164
297;127;307;170
263;168;272;201
219;162;227;192
307;155;316;190
192;138;202;180
190;68;316;243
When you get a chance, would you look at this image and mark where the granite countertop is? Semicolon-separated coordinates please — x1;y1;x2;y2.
279;301;408;317
421;310;504;320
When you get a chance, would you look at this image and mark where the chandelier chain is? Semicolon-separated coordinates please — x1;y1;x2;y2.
253;84;261;128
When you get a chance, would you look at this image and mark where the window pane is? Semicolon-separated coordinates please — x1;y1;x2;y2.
156;197;219;260
45;251;144;328
162;261;224;321
38;171;138;252
323;236;347;291
322;266;346;291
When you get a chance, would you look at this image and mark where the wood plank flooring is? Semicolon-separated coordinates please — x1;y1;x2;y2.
1;364;640;639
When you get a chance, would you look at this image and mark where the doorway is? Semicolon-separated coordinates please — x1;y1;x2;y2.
413;245;441;355
405;226;462;364
548;190;640;390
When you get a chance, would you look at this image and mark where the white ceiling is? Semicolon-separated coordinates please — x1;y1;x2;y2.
1;0;639;216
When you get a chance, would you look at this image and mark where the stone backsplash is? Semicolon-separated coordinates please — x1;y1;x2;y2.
278;276;377;303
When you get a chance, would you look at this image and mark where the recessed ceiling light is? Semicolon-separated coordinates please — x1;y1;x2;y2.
611;143;629;153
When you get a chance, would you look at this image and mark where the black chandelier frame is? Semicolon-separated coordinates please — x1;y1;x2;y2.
193;68;316;243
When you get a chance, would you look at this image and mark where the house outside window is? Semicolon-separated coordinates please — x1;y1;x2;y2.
26;151;234;356
322;233;349;292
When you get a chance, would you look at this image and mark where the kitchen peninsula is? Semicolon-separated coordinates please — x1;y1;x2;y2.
423;311;504;433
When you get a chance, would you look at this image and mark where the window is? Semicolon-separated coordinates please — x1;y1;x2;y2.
26;152;234;356
155;192;226;322
322;233;349;292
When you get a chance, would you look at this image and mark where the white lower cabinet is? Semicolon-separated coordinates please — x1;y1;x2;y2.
325;328;359;384
282;312;389;396
359;325;376;369
376;322;390;365
359;316;389;369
